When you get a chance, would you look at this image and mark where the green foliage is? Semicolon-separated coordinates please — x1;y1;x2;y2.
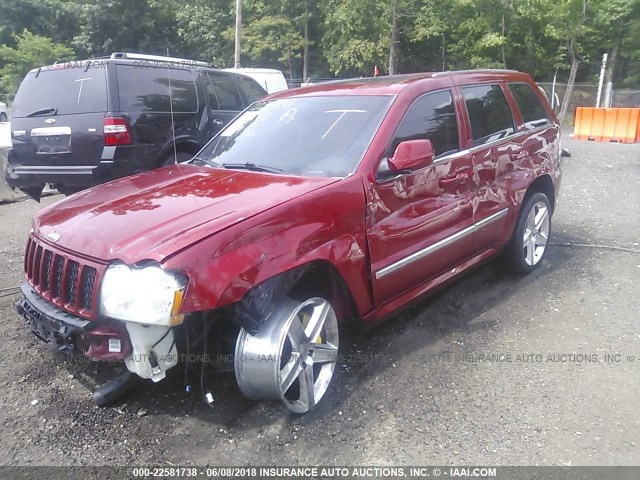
0;30;74;92
0;0;640;88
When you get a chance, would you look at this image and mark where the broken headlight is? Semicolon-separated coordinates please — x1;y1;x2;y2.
100;263;187;326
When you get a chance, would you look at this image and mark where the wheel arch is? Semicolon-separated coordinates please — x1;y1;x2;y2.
525;173;556;214
156;137;202;164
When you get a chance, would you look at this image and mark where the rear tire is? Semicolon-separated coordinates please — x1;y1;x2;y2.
0;113;7;123
502;192;551;274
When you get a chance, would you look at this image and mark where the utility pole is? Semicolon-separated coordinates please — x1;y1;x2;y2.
234;0;242;68
595;53;608;108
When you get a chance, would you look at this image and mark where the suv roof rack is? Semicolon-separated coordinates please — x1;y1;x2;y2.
110;52;209;67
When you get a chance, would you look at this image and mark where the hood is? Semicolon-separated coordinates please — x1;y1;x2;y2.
33;164;338;263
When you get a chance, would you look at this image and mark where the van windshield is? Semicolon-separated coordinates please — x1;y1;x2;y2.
198;95;394;178
12;64;108;118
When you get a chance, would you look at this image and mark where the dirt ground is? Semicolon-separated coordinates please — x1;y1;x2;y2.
0;137;639;467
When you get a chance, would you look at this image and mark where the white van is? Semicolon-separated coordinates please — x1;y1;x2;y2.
224;68;288;94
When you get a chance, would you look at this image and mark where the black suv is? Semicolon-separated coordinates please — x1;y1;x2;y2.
5;52;267;200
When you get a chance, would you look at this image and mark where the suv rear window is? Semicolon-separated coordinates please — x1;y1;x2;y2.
509;83;550;129
12;66;107;118
462;84;515;146
116;64;198;113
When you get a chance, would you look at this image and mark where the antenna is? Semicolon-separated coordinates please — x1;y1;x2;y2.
167;48;178;164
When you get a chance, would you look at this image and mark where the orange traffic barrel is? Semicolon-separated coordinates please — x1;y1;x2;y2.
574;107;640;143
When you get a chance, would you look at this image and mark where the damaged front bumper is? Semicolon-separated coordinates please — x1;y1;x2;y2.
16;284;178;382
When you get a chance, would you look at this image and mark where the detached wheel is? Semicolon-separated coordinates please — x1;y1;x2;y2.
234;296;339;413
503;192;551;274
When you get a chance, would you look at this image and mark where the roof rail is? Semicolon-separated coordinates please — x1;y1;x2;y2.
110;52;209;67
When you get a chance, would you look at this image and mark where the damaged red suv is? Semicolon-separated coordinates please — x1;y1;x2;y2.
17;70;561;413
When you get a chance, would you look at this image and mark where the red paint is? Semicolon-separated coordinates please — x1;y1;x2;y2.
27;70;561;330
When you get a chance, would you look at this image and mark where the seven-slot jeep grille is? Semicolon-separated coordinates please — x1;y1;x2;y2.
24;236;103;318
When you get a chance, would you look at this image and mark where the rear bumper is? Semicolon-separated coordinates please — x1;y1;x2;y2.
5;144;161;189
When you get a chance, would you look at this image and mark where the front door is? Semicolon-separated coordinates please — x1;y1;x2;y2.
365;89;475;304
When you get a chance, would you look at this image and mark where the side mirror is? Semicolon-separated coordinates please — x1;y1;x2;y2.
388;139;435;172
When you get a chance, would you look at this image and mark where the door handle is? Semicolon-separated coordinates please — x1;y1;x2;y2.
212;119;225;126
439;173;468;187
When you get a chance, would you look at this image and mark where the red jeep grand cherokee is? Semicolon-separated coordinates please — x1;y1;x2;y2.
17;70;561;413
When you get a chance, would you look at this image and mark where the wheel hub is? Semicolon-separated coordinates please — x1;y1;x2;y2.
523;200;550;266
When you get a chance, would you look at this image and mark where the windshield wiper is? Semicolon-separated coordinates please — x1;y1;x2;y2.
222;162;285;174
27;107;57;117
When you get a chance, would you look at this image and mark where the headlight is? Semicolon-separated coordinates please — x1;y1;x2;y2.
100;263;187;326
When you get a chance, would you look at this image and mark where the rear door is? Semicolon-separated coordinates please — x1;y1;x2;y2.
460;83;516;252
10;64;108;169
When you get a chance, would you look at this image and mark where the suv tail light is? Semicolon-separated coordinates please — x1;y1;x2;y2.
104;117;133;146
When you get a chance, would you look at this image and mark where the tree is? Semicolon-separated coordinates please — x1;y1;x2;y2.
0;30;75;92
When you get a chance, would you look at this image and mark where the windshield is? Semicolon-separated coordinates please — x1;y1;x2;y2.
198;95;394;177
12;64;108;117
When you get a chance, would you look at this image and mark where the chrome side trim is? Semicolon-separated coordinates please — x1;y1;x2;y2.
375;207;509;279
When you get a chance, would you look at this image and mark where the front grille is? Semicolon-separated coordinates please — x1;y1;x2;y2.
80;267;97;311
24;237;102;318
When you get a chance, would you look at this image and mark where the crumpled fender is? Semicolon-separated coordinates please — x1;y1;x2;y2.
163;175;374;319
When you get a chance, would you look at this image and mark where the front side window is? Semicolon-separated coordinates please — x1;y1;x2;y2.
462;84;515;146
198;95;394;178
389;90;460;158
509;83;550;130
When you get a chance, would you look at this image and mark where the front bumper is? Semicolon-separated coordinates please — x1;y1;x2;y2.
16;284;91;351
16;283;178;381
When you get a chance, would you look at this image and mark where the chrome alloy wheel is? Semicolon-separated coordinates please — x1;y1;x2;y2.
234;297;339;413
523;201;550;266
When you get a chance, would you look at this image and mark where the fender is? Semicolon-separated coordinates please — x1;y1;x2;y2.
163;174;375;318
504;124;561;235
156;135;202;161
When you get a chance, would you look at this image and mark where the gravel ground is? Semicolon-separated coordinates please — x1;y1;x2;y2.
0;137;639;467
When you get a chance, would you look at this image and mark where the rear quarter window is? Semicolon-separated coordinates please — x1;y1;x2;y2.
12;66;108;117
116;64;198;113
462;84;515;147
509;83;550;129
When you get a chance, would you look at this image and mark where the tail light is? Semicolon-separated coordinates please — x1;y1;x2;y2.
104;117;133;146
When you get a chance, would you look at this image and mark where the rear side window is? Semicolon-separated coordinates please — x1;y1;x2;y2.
390;90;459;158
12;66;107;117
207;73;243;111
509;83;550;129
235;75;267;105
462;84;514;146
116;65;198;113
